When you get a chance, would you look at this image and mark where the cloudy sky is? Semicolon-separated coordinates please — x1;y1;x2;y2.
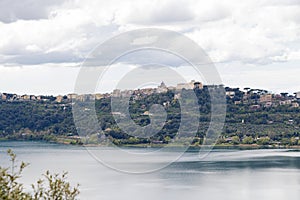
0;0;299;95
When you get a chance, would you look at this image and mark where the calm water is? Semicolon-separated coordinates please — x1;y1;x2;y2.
0;141;299;200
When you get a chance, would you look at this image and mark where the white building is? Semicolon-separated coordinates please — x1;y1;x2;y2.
157;82;168;93
226;91;235;98
176;80;194;90
112;89;121;97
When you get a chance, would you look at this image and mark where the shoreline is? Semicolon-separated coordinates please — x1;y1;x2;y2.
1;138;299;150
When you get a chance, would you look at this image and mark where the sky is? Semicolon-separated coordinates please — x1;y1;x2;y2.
0;0;299;95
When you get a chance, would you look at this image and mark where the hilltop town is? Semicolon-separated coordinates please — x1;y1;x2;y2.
0;80;300;147
0;80;203;103
1;80;300;108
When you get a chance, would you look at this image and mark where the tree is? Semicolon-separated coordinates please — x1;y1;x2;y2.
289;137;298;146
231;136;240;145
280;93;288;98
0;149;31;200
242;136;254;144
257;137;270;145
280;138;290;145
32;171;79;200
0;149;79;200
244;87;250;91
164;136;171;143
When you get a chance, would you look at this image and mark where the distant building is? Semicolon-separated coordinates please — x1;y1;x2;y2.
174;93;181;100
280;100;292;105
274;94;283;100
226;91;235;98
157;82;168;93
234;100;241;105
193;81;203;89
176;80;195;90
30;95;37;100
292;102;299;108
1;93;6;100
94;93;104;100
141;88;155;95
112;89;121;97
37;96;42;100
103;93;111;98
250;105;261;110
67;93;78;100
295;92;300;99
77;95;86;101
78;94;93;101
11;94;19;100
243;93;250;101
167;86;176;90
55;95;64;103
143;111;152;116
121;90;133;97
68;94;92;101
163;101;170;108
21;95;30;100
264;102;273;108
259;94;272;103
176;83;188;90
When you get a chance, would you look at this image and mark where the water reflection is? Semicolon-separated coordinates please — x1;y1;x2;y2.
0;141;299;200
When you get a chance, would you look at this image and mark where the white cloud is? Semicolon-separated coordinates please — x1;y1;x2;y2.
131;36;158;45
0;0;299;93
0;6;120;64
185;1;300;64
0;0;65;23
0;0;298;66
123;0;196;25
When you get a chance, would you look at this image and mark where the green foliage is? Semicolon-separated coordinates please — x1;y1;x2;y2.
242;136;254;144
0;149;31;200
32;171;79;200
280;138;290;145
86;134;99;144
0;101;76;137
257;137;270;145
0;86;300;146
231;136;240;145
0;149;79;200
289;137;298;145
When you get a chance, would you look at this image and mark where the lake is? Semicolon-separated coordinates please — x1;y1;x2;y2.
0;141;299;200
